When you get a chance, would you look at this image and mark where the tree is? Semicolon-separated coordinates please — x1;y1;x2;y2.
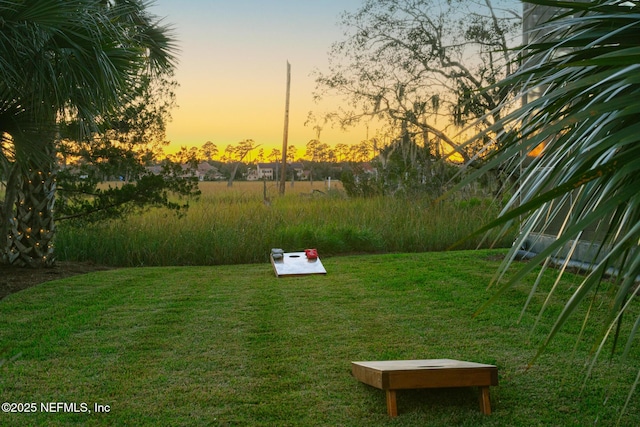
464;0;640;419
256;148;265;163
334;143;350;162
350;139;374;163
304;139;332;162
304;139;332;183
0;0;178;267
314;0;521;167
286;145;297;163
201;141;219;161
170;146;200;166
226;139;259;186
188;146;200;162
60;71;177;182
267;148;281;164
345;131;458;197
54;70;200;224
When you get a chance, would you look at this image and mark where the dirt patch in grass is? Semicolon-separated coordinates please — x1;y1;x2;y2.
0;262;114;300
482;252;507;262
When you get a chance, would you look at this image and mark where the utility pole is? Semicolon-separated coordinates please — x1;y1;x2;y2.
279;61;291;195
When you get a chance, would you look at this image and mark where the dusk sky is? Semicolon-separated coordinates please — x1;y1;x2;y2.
151;0;369;155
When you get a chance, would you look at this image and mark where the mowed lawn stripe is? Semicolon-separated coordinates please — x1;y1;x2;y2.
1;251;639;426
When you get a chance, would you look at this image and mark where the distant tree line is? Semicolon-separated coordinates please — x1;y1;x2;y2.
166;138;376;165
156;132;485;198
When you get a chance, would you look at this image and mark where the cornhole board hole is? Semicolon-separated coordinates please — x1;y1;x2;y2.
351;359;498;417
270;252;327;277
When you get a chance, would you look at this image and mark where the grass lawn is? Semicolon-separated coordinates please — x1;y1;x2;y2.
1;250;638;426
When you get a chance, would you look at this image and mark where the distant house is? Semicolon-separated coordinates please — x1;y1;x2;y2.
246;163;274;181
193;162;224;181
257;162;277;180
248;162;307;181
147;162;223;181
290;162;306;180
246;169;260;181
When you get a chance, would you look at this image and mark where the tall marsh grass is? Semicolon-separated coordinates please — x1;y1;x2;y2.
55;181;514;266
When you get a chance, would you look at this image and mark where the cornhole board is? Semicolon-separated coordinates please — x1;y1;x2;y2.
270;252;327;277
351;359;498;417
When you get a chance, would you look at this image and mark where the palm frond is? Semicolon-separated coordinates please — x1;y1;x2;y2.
460;0;640;415
0;0;177;140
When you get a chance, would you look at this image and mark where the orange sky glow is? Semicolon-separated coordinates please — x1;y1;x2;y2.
151;0;372;157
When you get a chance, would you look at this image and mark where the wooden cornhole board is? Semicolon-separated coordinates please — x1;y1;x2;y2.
351;359;498;417
270;252;327;277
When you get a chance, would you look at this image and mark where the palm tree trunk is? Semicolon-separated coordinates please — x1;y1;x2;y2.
3;141;57;267
1;163;21;263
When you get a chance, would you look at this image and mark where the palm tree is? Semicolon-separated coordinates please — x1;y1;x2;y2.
0;0;176;267
462;0;640;419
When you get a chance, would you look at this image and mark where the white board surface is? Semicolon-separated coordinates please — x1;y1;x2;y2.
270;252;327;277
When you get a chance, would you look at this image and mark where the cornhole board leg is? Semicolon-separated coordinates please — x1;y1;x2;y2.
386;390;397;417
479;386;492;415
